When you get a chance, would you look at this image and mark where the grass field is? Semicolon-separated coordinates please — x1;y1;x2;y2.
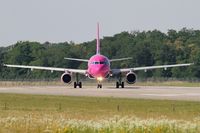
0;93;200;132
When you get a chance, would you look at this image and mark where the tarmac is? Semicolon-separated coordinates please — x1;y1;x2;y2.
0;85;200;101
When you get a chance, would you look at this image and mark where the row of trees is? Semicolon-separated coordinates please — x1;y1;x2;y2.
1;28;200;80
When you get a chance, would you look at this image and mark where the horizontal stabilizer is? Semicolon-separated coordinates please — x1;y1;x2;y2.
110;57;132;62
64;57;89;62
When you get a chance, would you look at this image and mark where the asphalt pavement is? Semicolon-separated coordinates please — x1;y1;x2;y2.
0;85;200;101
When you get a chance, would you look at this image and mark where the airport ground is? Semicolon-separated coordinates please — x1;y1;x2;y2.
1;79;200;87
0;81;200;101
0;81;200;132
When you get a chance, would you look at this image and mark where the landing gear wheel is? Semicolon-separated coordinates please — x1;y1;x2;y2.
74;82;82;88
116;81;124;88
74;82;77;88
79;82;82;88
97;84;102;88
116;73;124;88
116;82;119;88
121;82;124;88
74;73;82;88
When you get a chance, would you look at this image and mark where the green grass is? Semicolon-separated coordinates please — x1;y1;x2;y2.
0;93;200;132
0;93;200;120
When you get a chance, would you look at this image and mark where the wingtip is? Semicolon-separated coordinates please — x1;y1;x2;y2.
1;63;7;67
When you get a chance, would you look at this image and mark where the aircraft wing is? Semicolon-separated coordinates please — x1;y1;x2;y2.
64;57;89;62
3;64;86;74
112;63;193;74
110;57;132;62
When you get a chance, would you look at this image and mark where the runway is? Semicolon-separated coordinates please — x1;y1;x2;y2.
0;86;200;101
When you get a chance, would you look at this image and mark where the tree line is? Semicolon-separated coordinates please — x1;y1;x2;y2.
0;28;200;80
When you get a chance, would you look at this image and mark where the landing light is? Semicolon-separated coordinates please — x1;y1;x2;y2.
97;77;103;82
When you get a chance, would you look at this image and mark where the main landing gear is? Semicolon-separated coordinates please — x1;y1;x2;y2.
116;81;124;88
116;74;124;88
74;73;82;88
74;82;82;88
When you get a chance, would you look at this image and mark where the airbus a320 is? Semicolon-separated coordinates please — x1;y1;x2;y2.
4;24;193;88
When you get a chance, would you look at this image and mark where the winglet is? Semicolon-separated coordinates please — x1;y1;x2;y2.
96;23;100;54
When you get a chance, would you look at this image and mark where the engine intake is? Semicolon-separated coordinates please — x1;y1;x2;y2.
61;73;72;83
126;72;137;84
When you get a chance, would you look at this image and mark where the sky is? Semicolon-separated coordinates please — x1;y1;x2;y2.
0;0;200;46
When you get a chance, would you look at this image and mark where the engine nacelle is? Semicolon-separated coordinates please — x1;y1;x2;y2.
126;72;137;84
61;73;72;83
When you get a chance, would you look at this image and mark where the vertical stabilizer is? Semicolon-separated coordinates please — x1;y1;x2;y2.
96;23;100;54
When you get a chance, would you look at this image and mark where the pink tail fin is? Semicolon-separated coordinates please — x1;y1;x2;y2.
96;23;100;54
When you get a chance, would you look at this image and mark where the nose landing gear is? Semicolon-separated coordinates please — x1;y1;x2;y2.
97;77;103;88
97;83;102;88
97;79;102;88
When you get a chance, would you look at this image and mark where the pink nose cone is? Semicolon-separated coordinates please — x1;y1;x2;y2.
87;54;110;78
89;65;108;77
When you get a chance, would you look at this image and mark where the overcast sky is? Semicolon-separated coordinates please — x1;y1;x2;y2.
0;0;200;46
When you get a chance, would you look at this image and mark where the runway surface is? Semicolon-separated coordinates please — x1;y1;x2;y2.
0;86;200;101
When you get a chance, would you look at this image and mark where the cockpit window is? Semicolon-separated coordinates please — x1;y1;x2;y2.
91;61;108;65
100;61;106;64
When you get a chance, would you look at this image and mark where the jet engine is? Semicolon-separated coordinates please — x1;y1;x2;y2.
126;72;137;84
61;73;72;83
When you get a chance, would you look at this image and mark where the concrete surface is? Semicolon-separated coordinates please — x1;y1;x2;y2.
0;85;200;101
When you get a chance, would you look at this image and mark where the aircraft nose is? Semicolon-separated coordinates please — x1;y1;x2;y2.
93;65;108;76
95;65;104;71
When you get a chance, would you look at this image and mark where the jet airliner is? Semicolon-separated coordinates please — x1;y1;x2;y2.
4;24;193;88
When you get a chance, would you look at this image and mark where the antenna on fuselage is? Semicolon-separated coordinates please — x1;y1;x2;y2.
96;23;100;54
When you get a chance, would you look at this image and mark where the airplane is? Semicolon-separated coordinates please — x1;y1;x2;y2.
3;24;193;88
